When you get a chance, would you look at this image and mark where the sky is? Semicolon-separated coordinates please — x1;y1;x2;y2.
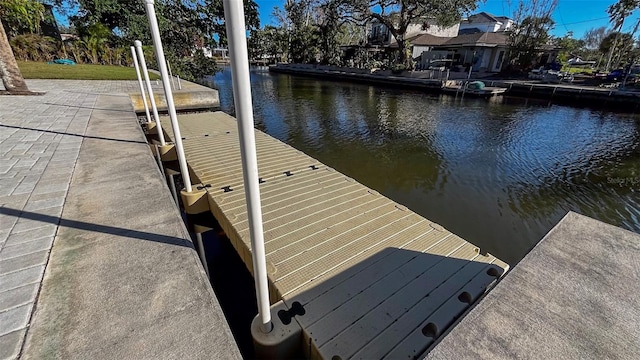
253;0;640;38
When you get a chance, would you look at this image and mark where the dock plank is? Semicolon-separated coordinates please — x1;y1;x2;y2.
157;111;509;359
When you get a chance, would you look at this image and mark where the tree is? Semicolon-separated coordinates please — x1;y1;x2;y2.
344;0;477;67
507;0;557;70
0;0;45;93
583;26;610;50
554;32;586;63
0;0;45;37
51;0;260;80
248;25;288;63
0;17;30;93
605;0;640;70
286;0;320;63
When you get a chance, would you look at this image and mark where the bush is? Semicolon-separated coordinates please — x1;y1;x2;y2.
391;64;407;74
10;34;59;62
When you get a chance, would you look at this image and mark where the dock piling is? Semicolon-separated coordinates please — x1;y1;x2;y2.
130;46;152;123
195;231;210;278
134;40;165;146
144;0;193;192
223;0;273;335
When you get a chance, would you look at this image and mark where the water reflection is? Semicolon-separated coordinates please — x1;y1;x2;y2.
207;67;640;264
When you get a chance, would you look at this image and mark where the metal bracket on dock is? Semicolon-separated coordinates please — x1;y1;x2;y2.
158;143;178;162
144;121;158;134
180;187;210;214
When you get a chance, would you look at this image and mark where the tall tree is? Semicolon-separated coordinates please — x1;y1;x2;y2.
0;0;45;93
0;17;30;93
0;0;46;37
50;0;260;80
554;32;586;62
605;0;640;70
344;0;477;67
507;0;557;70
583;26;610;50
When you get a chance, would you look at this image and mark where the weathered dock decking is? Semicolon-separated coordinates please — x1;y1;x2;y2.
158;112;509;359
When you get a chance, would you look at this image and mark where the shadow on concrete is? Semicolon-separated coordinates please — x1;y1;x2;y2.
44;102;132;113
0;207;192;248
0;124;147;145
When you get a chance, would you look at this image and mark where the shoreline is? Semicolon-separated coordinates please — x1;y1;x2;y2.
269;64;640;112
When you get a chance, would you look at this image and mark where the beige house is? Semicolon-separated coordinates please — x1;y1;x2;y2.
368;17;459;46
408;32;509;72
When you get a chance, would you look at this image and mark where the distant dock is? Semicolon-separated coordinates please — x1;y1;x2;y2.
154;111;509;359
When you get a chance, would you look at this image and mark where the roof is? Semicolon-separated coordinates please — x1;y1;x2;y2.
462;12;510;24
408;33;452;46
440;32;508;47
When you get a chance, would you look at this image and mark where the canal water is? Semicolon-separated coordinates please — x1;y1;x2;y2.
206;67;640;265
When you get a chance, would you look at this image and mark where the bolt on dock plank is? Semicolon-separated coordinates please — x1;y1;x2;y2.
157;111;509;359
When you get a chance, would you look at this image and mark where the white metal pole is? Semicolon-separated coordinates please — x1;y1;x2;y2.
223;0;272;333
134;40;165;146
143;0;193;193
131;46;152;123
167;60;177;90
177;75;182;90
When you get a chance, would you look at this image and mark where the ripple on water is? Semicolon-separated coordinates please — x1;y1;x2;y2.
209;68;640;264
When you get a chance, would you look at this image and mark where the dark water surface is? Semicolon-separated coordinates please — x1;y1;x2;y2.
206;68;640;265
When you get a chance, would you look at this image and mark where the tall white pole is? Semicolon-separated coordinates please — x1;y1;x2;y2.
167;60;177;90
143;0;193;193
223;0;272;333
134;40;165;146
130;46;152;123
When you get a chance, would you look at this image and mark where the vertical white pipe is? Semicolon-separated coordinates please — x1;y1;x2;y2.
134;40;165;146
167;60;177;90
130;46;152;123
196;232;210;278
223;0;272;333
177;75;182;90
143;0;193;193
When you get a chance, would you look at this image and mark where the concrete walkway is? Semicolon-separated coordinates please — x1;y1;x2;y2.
0;80;239;359
425;211;640;360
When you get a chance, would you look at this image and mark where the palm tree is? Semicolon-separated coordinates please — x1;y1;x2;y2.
0;17;30;93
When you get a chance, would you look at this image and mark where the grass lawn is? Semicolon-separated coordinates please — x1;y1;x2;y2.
17;61;161;80
561;66;596;75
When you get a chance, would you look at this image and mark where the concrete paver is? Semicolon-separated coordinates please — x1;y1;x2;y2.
1;80;238;359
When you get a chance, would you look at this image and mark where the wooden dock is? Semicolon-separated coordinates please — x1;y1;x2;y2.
156;112;509;359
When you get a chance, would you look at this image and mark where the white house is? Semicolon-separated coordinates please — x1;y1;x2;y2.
368;17;460;46
458;12;513;34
